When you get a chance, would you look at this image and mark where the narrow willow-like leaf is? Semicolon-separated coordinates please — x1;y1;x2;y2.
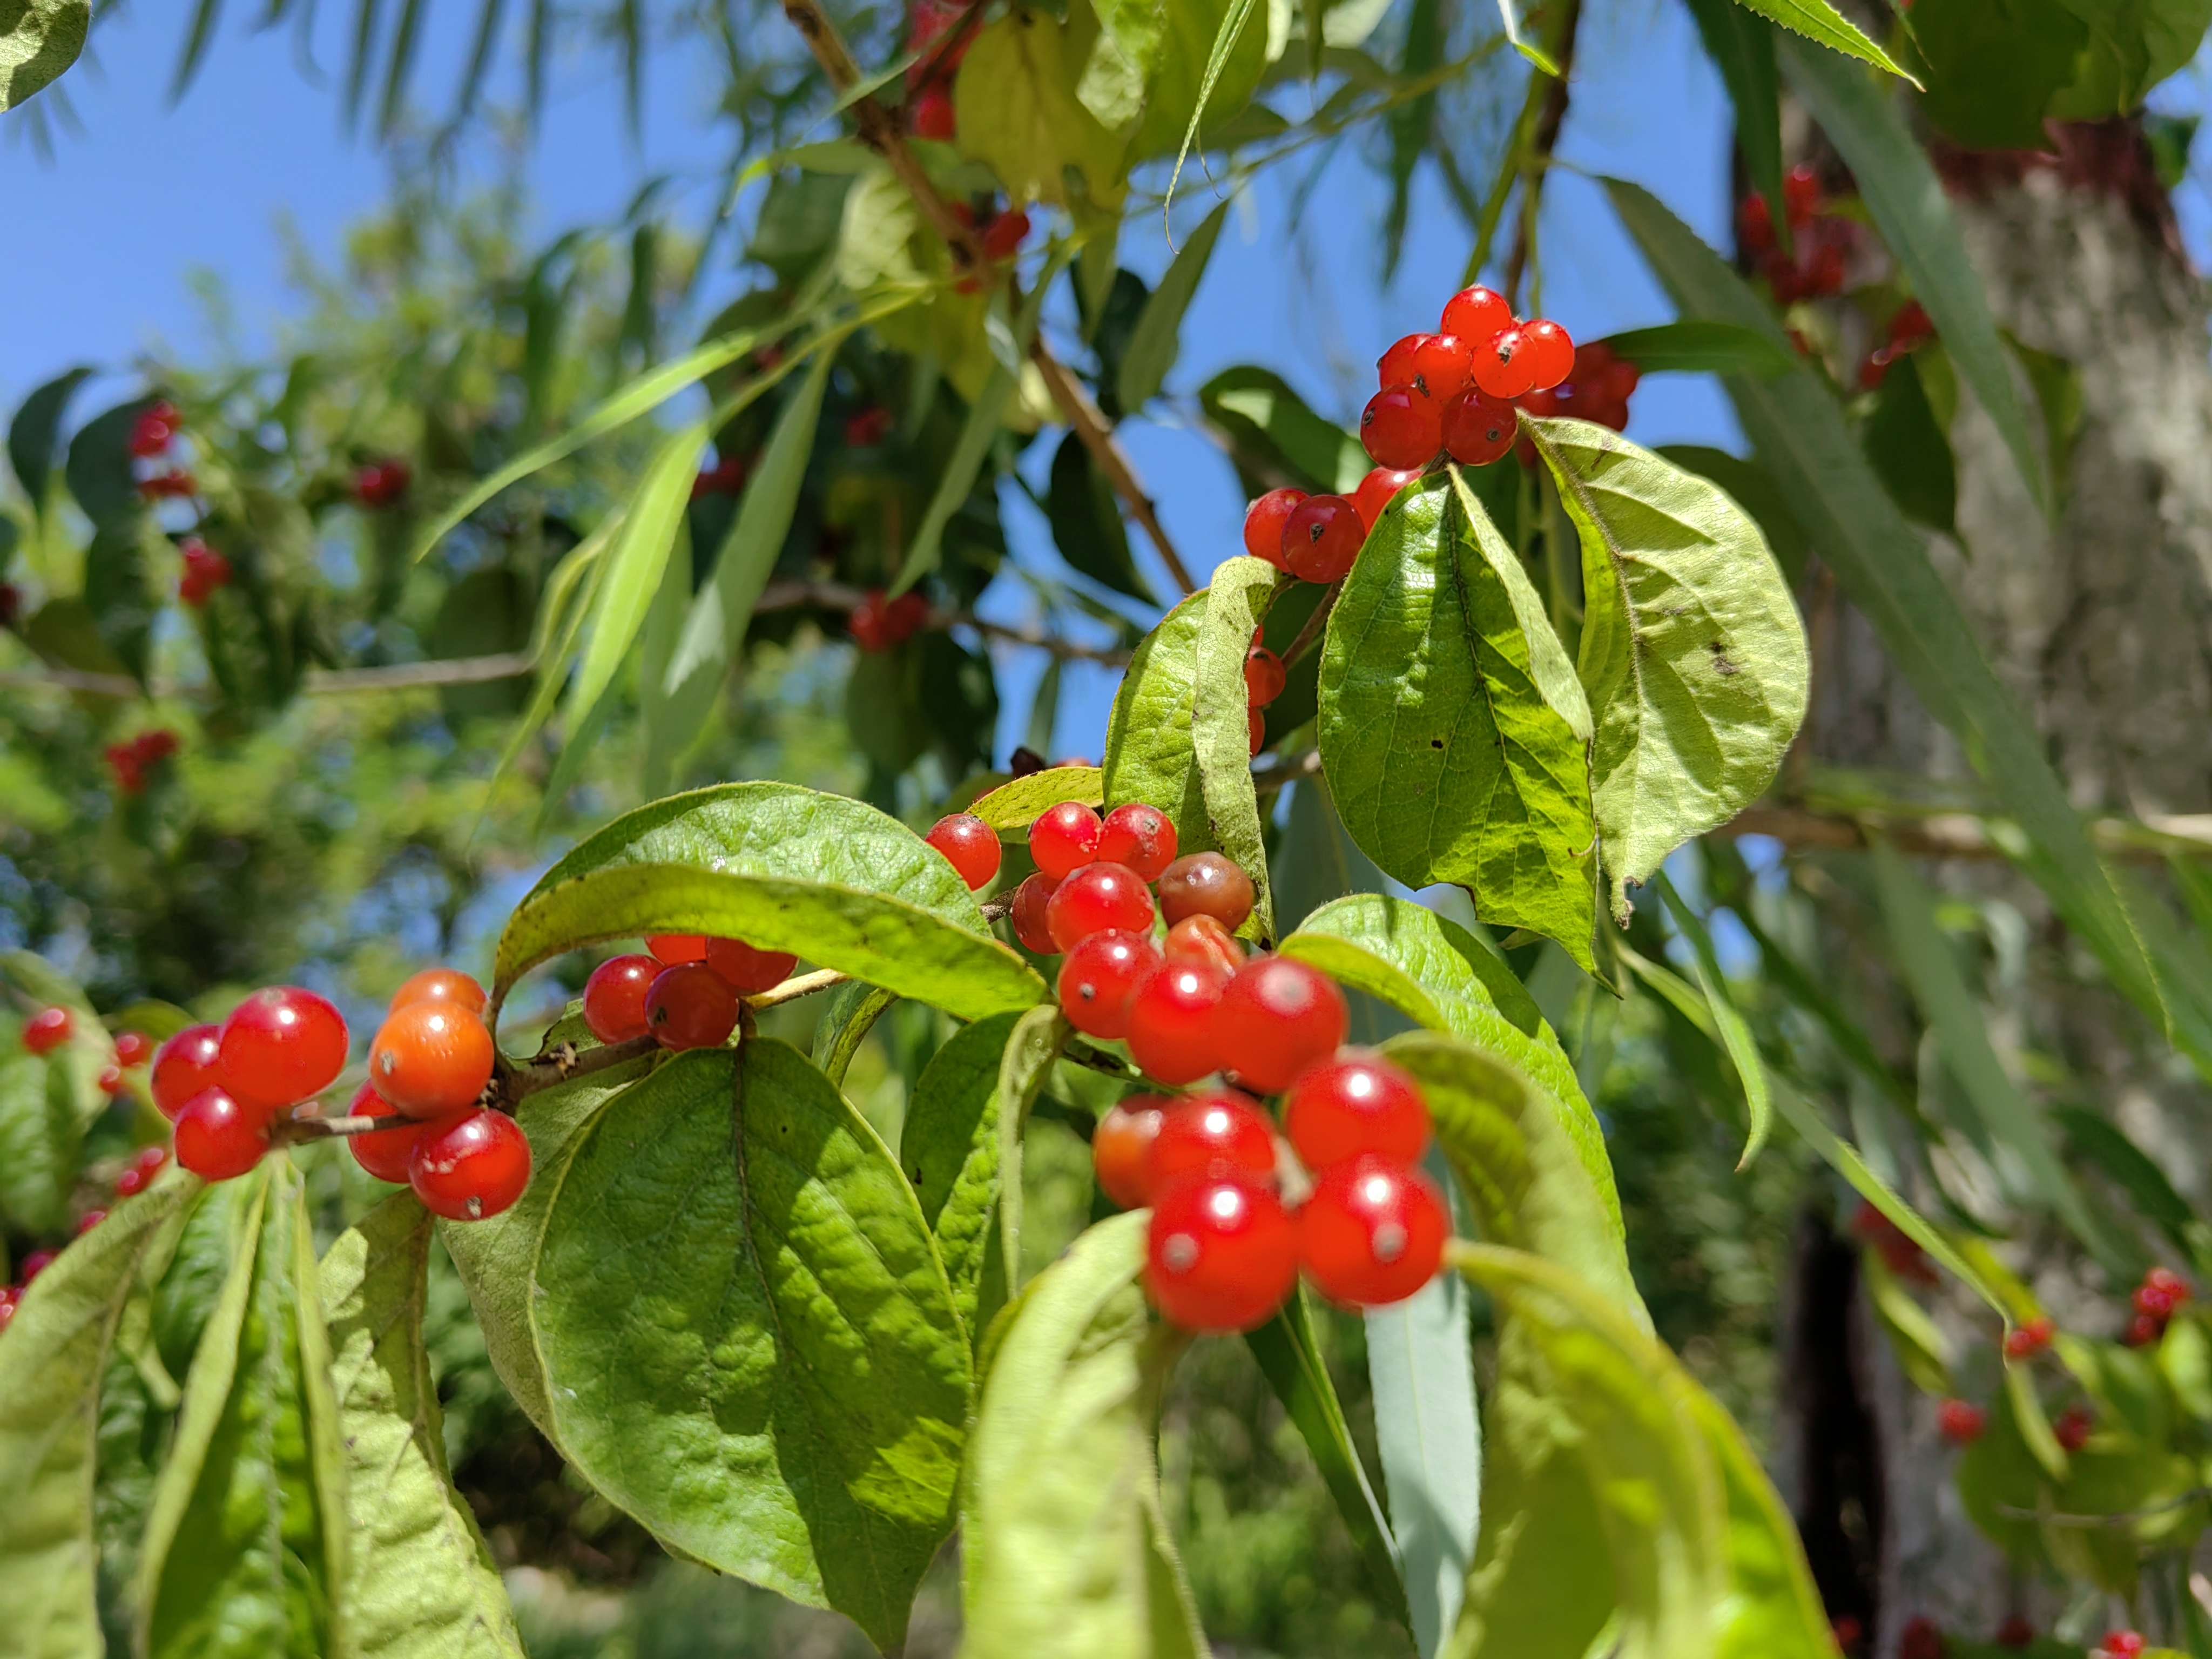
1162;0;1262;225
0;0;90;111
1522;417;1807;925
6;365;92;514
968;765;1105;832
960;1212;1209;1659
1189;556;1283;941
1117;200;1229;412
1494;0;1561;72
1680;0;1785;258
1654;875;1773;1168
531;1044;970;1653
1199;366;1370;494
320;1193;524;1659
494;781;1046;1021
376;0;427;138
1596;320;1796;377
1725;0;1916;80
995;1005;1071;1296
903;1012;1022;1348
1318;475;1599;973
0;1171;193;1659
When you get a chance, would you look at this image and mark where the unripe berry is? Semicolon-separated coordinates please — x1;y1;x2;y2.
644;964;739;1051
1147;1094;1276;1190
1145;1175;1298;1333
1284;1051;1432;1169
1045;861;1156;953
219;987;349;1111
1936;1398;1986;1445
22;1006;72;1056
1215;957;1348;1094
1360;385;1444;471
1010;873;1059;955
409;1108;531;1222
1126;960;1232;1085
1279;495;1365;584
388;967;488;1018
345;1082;436;1185
1029;800;1103;882
370;1002;496;1120
1350;466;1422;531
1056;929;1161;1040
583;955;659;1044
703;938;798;994
1441;390;1517;467
173;1088;270;1182
1156;852;1254;932
1440;284;1514;349
1096;803;1178;882
1092;1097;1169;1210
926;812;1002;891
1470;327;1539;400
1242;488;1309;567
1245;645;1286;708
1517;320;1575;390
1163;914;1243;978
1298;1156;1448;1307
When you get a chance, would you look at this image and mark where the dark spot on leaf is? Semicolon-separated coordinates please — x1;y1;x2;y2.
1708;639;1739;675
1431;738;1445;750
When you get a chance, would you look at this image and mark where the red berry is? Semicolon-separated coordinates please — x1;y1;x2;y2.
1163;914;1243;977
99;1065;126;1096
76;1209;107;1236
647;934;707;965
356;458;412;508
644;964;739;1051
845;406;893;448
388;967;488;1018
0;1292;15;1331
136;1144;169;1174
1097;803;1178;883
1215;957;1348;1094
172;1088;271;1181
370;1002;496;1120
1145;1175;1298;1333
1148;1094;1276;1190
346;1082;436;1185
219;987;349;1111
1299;1156;1448;1307
2135;1282;2177;1319
1377;332;1427;389
704;938;799;994
1126;960;1232;1085
1440;390;1517;466
1937;1398;1986;1445
1056;930;1162;1040
1360;385;1444;471
1994;1616;2033;1650
1248;707;1265;758
583;955;659;1044
1284;1051;1432;1170
178;539;232;609
1280;494;1365;584
2001;1315;2054;1361
1898;1617;1944;1659
1858;347;1894;392
1782;163;1821;224
926;812;1002;891
981;208;1030;262
1517;320;1575;391
2147;1265;2190;1302
1737;192;1775;252
1350;466;1422;531
112;1031;153;1069
1092;1098;1167;1210
1378;333;1475;401
1029;800;1103;882
2103;1634;2147;1659
409;1108;531;1222
1242;488;1309;567
1440;285;1514;349
22;1006;72;1056
1046;861;1156;952
2127;1311;2164;1347
1156;852;1255;932
910;85;956;139
19;1249;56;1284
2053;1404;2092;1453
1245;645;1286;708
1470;327;1539;400
114;1165;151;1197
849;588;921;652
128;403;176;458
1010;873;1060;954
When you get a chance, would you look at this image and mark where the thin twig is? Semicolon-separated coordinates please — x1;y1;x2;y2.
1501;0;1582;311
1278;578;1343;671
1250;747;1324;793
0;653;537;702
757;579;1134;664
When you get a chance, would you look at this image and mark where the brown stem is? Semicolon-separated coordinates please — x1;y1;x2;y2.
1501;0;1582;312
1711;804;2212;864
756;579;1133;664
1278;578;1343;671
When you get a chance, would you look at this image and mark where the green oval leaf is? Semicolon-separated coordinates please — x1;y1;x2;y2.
1318;476;1600;973
969;765;1106;832
494;781;1046;1020
1597;321;1798;379
531;1043;971;1653
0;0;89;111
902;1011;1023;1350
994;1004;1072;1297
954;6;1132;210
1522;416;1808;926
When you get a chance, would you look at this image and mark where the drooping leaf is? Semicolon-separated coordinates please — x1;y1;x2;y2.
1048;434;1155;603
1653;875;1774;1168
0;1170;194;1659
1188;555;1283;942
1860;352;1958;535
1681;0;1786;253
1157;0;1263;220
2054;1107;2199;1260
1595;321;1797;379
903;1012;1022;1349
7;365;92;514
1116;200;1229;411
959;1211;1209;1659
955;4;1133;211
319;1193;524;1658
1199;366;1371;494
969;765;1106;831
1318;474;1600;973
0;1050;84;1236
494;781;1046;1020
1723;0;1917;81
994;1004;1071;1294
64;398;162;532
1522;417;1808;926
0;0;90;112
1094;0;1267;161
530;1044;970;1653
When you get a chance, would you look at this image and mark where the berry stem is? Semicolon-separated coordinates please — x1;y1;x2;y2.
1278;576;1345;675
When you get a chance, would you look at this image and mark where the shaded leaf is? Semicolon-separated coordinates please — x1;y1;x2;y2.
1597;321;1796;378
1199;366;1370;494
1097;0;1267;161
1188;556;1283;942
955;5;1132;211
7;365;92;514
0;0;90;111
1682;0;1786;253
1048;433;1154;604
1116;200;1229;411
65;398;161;532
994;1004;1071;1293
1908;0;2087;148
813;981;898;1089
1862;353;1957;534
903;1012;1022;1348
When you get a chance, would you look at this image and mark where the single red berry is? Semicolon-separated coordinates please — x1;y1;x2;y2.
172;1088;271;1182
388;967;488;1018
1029;800;1103;882
345;1082;437;1185
1245;645;1287;709
1377;332;1428;389
2147;1266;2190;1302
1471;328;1539;400
99;1064;126;1095
1248;707;1265;758
2102;1634;2147;1659
2053;1404;2092;1452
19;1249;56;1283
1242;488;1309;567
2135;1282;2178;1319
1350;466;1422;531
136;1144;168;1173
1782;162;1821;224
648;934;708;965
1898;1616;1944;1659
910;85;956;139
1148;1094;1276;1190
114;1165;150;1197
2127;1311;2164;1347
1163;914;1243;977
1046;861;1156;952
981;207;1030;262
1280;494;1365;584
1096;802;1178;883
22;1006;72;1056
845;406;893;448
370;1001;496;1120
111;1031;153;1069
1145;1175;1298;1333
1441;390;1517;467
644;963;739;1051
1299;1156;1448;1307
1215;957;1348;1094
1126;960;1232;1085
1056;929;1162;1040
2001;1315;2055;1361
926;812;1003;891
219;987;349;1111
409;1108;532;1222
1360;385;1444;471
127;403;177;458
118;1145;167;1195
1936;1398;1986;1445
1092;1097;1168;1210
849;589;901;652
1010;873;1060;955
1737;192;1775;252
1284;1050;1432;1170
1832;1614;1863;1653
1993;1615;2033;1649
583;955;659;1044
1156;852;1255;932
704;937;799;994
1517;320;1575;391
76;1208;107;1236
1440;285;1514;349
1859;347;1894;392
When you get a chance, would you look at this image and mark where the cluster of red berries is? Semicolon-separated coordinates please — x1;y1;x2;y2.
1357;284;1580;473
845;406;893;448
905;0;976;140
1898;1614;2142;1655
2099;1633;2148;1658
947;202;1029;293
147;986;347;1182
1243;637;1286;758
2125;1264;2190;1346
1935;1396;1987;1446
849;588;933;652
0;1143;171;1335
178;536;233;608
138;468;199;502
104;728;179;795
355;458;412;510
692;453;750;499
2000;1311;2055;1361
129;399;182;460
1849;1200;1939;1287
1738;165;1858;304
582;934;798;1054
1858;300;1937;392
